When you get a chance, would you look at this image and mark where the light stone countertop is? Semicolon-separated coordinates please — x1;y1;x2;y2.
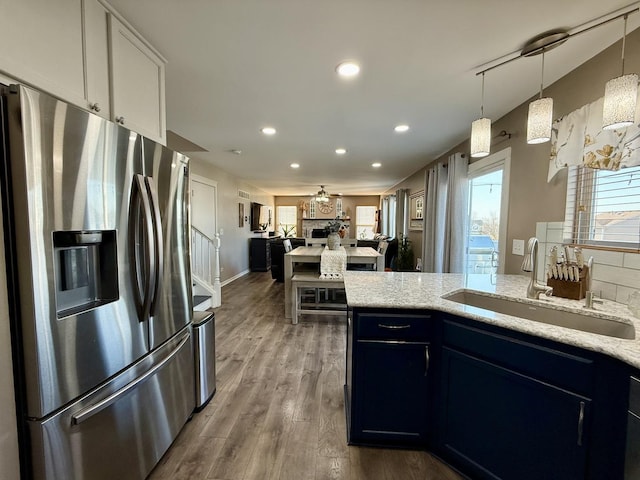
343;271;640;370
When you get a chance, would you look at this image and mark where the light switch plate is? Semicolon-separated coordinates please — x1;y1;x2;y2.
512;239;525;256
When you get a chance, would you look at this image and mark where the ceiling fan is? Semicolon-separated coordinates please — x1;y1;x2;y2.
314;185;330;203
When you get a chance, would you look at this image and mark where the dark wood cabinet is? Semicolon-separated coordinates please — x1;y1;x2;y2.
346;310;433;447
250;237;275;271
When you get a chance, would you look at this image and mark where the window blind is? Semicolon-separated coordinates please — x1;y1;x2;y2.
564;165;640;250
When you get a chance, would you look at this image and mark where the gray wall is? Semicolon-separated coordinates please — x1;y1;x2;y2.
386;27;640;274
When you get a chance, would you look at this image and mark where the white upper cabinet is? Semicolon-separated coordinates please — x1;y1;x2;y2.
82;0;111;119
109;14;166;145
0;0;167;145
0;0;86;106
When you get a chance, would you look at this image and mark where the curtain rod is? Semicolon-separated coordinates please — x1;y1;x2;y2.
476;6;640;76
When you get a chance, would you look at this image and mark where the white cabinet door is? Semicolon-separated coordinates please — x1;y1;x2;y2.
109;15;166;144
0;0;86;105
82;0;111;119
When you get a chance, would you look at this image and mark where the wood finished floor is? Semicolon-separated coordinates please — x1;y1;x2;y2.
148;272;463;480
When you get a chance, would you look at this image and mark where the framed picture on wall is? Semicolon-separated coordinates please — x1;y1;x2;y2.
409;191;424;231
239;202;244;227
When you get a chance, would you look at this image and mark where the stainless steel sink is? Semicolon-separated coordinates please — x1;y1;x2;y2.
443;290;635;340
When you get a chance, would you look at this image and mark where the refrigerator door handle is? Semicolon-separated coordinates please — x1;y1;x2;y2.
70;332;190;425
130;174;156;321
145;176;164;316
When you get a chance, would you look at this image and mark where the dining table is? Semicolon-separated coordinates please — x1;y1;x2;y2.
283;246;384;318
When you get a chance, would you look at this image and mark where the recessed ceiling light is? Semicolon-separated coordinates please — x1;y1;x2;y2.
290;163;300;169
394;124;410;133
336;61;360;78
261;126;276;135
372;162;382;168
335;148;347;155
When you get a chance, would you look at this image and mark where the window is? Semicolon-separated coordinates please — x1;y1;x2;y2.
564;165;640;249
356;206;377;239
277;206;297;237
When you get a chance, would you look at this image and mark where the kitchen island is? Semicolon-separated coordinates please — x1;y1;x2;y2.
343;271;639;480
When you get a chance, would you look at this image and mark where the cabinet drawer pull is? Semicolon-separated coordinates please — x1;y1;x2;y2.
577;401;585;446
378;323;410;330
425;345;430;376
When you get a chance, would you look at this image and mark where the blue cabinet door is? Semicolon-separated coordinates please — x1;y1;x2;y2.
440;347;590;480
351;340;430;446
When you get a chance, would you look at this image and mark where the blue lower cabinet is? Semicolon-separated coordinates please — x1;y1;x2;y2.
440;347;590;480
352;341;429;445
346;309;433;447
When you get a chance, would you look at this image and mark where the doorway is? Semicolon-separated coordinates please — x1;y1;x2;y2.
191;175;218;239
191;175;220;308
466;148;511;274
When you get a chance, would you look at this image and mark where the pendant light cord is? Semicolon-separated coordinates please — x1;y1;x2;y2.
539;50;545;99
621;14;629;76
480;72;485;117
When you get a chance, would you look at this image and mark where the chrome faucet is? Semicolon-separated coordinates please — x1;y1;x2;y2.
521;237;553;299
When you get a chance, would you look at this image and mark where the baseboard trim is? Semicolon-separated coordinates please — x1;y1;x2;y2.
221;269;250;287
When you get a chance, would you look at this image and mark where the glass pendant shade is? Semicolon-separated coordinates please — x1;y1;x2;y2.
603;73;638;130
527;97;553;144
470;117;491;158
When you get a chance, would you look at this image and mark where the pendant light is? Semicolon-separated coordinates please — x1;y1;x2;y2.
527;50;553;144
470;72;491;158
603;14;638;130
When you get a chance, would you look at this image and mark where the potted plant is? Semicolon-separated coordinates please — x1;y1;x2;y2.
396;234;415;271
280;224;295;238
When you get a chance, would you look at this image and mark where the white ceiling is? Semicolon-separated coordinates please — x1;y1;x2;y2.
108;0;640;196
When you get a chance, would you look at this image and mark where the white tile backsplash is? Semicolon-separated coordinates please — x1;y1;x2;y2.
589;280;618;301
624;253;640;270
535;223;547;241
617;285;637;305
547;222;564;230
535;222;640;303
545;228;564;244
582;248;624;267
594;264;640;290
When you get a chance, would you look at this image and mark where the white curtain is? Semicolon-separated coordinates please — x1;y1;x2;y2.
422;153;468;273
444;153;468;273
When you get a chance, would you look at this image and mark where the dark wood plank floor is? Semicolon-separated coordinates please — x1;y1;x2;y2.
148;272;463;480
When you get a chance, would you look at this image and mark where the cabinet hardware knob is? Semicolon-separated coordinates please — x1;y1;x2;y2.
116;116;125;125
89;102;101;112
577;401;585;446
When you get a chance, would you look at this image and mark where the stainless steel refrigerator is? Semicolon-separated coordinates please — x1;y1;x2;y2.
0;84;195;479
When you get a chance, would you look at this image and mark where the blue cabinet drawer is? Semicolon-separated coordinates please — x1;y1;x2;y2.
443;318;594;396
356;312;432;341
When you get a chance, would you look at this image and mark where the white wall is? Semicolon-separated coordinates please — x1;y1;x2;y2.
190;158;274;284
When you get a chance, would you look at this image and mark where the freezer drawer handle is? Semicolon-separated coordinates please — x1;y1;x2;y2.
71;332;190;426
